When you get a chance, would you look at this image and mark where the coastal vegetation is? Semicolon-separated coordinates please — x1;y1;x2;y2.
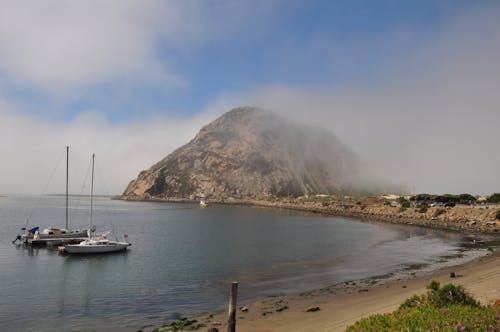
398;197;411;208
410;194;477;204
346;281;500;332
488;193;500;203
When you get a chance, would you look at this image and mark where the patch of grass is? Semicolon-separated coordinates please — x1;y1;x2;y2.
346;282;499;332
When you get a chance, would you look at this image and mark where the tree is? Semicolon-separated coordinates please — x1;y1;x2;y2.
487;193;500;203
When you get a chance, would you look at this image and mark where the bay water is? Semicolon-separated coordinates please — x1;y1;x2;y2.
0;195;485;331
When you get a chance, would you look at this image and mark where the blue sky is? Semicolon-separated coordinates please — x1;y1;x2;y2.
0;0;499;194
0;0;480;122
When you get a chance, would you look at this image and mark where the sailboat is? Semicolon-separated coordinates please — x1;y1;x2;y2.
20;147;88;244
63;154;131;254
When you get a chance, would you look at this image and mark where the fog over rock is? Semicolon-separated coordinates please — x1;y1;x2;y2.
123;107;394;200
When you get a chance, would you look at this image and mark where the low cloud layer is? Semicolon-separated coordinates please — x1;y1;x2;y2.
0;104;226;195
249;4;500;195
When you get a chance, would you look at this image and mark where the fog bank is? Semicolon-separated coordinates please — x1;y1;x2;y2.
248;4;500;195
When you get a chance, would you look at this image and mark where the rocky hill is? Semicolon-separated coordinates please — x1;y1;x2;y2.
122;107;369;200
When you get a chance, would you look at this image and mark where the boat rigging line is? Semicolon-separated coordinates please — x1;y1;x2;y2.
24;148;66;228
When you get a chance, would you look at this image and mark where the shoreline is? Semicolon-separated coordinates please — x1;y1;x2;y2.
117;195;500;234
167;249;500;332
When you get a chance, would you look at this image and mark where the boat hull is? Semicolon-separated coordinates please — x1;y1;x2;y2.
64;242;130;254
39;230;88;239
22;230;89;244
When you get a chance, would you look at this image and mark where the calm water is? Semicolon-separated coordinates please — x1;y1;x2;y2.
0;195;482;331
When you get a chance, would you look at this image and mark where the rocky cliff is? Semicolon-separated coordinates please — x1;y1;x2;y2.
122;107;366;200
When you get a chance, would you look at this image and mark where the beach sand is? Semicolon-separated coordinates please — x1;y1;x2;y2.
198;250;500;332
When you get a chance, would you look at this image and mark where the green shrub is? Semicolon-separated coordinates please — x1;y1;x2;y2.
347;303;499;332
398;197;411;208
427;279;440;291
206;329;219;332
346;282;496;332
487;193;500;203
399;294;425;310
427;282;479;307
458;193;476;202
410;194;434;201
411;193;476;204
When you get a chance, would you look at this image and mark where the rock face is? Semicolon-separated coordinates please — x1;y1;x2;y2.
122;107;363;200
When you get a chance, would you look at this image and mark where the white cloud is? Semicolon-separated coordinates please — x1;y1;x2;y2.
0;1;216;94
0;0;286;96
0;102;223;195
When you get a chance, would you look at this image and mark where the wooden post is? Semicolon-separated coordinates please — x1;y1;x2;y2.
227;281;238;332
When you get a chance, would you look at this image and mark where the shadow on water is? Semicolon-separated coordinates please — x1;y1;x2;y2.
61;250;130;259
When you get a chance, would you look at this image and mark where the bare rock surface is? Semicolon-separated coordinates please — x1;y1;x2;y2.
122;107;363;200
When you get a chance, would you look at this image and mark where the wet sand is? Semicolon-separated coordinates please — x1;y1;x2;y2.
197;250;500;332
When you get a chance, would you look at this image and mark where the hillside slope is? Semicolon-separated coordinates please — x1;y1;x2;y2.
122;107;365;200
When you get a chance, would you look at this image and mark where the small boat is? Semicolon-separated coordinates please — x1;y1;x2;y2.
29;226;88;239
63;236;130;254
200;199;208;208
16;147;88;245
63;154;131;254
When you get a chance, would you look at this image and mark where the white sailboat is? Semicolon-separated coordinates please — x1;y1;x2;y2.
63;154;131;254
20;147;88;244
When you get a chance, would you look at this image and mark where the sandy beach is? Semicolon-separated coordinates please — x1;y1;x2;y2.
196;250;500;332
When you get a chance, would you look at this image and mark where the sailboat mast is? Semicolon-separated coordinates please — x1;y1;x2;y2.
65;146;69;230
89;153;95;232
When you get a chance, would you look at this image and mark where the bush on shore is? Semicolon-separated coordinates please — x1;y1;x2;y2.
346;281;499;332
488;193;500;203
398;197;411;208
410;194;477;204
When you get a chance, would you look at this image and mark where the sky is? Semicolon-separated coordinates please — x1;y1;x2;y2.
0;0;499;195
